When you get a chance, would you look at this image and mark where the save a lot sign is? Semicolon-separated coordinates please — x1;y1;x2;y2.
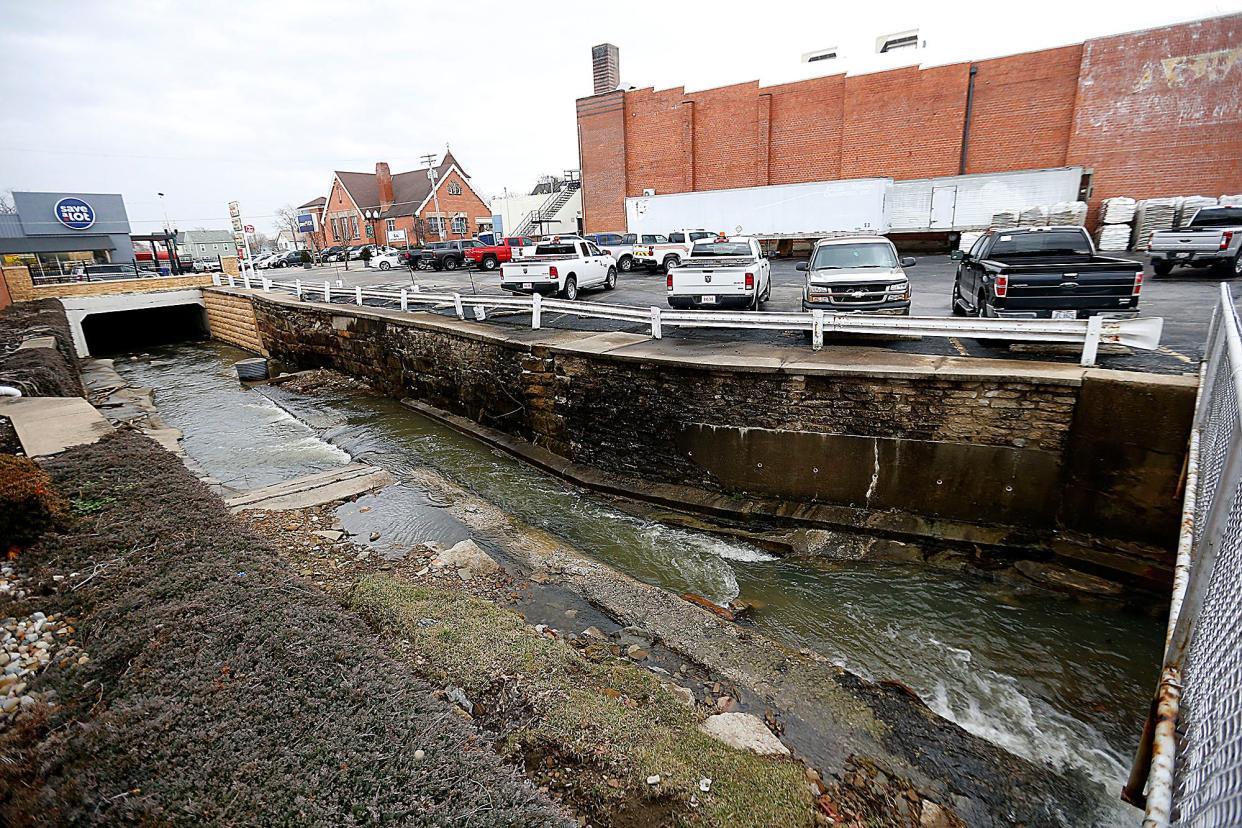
54;197;95;230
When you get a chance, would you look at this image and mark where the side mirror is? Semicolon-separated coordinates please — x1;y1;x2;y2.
950;250;965;261
795;262;808;272
900;256;917;268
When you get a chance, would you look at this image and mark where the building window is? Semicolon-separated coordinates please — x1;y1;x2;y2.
427;216;444;235
199;244;206;252
447;181;462;196
451;216;467;235
802;48;837;63
877;30;919;53
386;218;396;232
350;215;359;239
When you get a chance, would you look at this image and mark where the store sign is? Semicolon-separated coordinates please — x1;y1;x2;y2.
387;229;406;243
296;214;315;233
54;197;95;230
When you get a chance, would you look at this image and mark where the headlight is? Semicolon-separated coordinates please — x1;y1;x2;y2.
887;281;909;293
806;284;830;295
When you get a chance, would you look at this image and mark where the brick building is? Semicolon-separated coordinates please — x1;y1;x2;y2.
576;14;1242;233
318;153;492;249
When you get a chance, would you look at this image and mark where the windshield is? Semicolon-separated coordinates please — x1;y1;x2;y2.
690;241;752;257
810;242;897;270
534;244;577;255
989;230;1091;257
1189;207;1242;228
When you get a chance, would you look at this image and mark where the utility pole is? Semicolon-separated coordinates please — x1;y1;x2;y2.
421;152;447;241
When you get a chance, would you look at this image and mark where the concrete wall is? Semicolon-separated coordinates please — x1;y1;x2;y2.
233;289;1196;579
203;290;266;354
577;13;1242;232
1;265;212;303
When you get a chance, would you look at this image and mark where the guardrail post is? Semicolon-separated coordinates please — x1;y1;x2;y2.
295;279;302;298
323;281;330;302
532;293;542;329
336;279;343;288
227;274;235;287
650;306;663;339
411;284;420;293
474;304;487;321
212;273;221;286
242;271;252;290
812;309;824;351
453;293;465;319
262;278;271;292
1081;314;1103;366
354;286;363;306
400;289;408;312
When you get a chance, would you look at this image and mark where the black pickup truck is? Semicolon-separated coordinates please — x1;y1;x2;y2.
950;227;1144;319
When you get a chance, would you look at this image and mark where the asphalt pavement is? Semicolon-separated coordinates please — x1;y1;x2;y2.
259;254;1242;375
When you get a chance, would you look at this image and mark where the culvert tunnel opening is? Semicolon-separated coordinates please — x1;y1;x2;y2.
81;304;209;355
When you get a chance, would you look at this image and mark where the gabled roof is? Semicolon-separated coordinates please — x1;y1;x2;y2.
298;196;327;209
330;155;473;220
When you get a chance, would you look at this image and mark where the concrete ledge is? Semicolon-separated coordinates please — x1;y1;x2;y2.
226;463;395;511
0;396;114;457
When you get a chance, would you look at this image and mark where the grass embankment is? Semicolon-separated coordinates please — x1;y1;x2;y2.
354;576;813;828
0;431;566;827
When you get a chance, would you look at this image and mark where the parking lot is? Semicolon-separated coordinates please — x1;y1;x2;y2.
262;254;1241;375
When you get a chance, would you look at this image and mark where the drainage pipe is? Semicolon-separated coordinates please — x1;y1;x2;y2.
0;386;22;398
959;64;978;176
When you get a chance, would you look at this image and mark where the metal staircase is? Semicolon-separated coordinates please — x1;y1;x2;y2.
512;180;580;236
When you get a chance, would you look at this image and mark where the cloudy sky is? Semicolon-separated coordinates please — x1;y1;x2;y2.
1;0;1236;235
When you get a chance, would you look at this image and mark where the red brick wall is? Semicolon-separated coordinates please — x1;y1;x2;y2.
418;169;493;240
324;178;360;245
576;14;1242;231
578;92;627;233
966;45;1081;174
1068;16;1242;222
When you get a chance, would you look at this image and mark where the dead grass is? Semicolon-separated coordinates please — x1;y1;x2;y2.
354;575;814;828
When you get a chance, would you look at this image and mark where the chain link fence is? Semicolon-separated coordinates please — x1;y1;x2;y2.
1127;284;1242;826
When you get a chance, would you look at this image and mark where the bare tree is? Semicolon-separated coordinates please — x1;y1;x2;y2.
0;190;16;215
274;205;300;249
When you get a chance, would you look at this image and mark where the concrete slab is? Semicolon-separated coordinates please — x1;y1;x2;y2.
16;336;58;351
226;463;395;512
0;396;114;457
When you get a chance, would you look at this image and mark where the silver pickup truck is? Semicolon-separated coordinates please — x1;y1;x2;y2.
1149;206;1242;277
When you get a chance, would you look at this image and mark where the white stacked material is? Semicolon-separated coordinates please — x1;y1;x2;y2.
1219;194;1242;207
990;210;1019;229
1095;224;1132;252
958;231;984;252
1177;196;1218;227
1018;205;1048;226
1132;198;1179;249
1048;201;1088;226
1100;197;1137;224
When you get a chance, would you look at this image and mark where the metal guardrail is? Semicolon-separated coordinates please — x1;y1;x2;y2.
1124;283;1242;826
212;273;1165;366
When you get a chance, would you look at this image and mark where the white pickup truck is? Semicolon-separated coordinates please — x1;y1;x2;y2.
634;229;717;273
667;236;771;310
500;237;617;301
1149;206;1242;277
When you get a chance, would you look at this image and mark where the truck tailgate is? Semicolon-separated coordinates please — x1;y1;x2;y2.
1150;230;1226;252
997;265;1140;313
671;263;752;295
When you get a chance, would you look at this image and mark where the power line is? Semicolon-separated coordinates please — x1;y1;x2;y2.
0;145;429;165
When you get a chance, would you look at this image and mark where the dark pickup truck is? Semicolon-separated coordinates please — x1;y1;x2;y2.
950;227;1144;319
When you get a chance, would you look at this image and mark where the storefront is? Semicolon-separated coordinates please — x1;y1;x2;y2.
0;191;136;280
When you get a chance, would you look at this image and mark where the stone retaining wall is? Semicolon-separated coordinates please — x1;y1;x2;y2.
232;288;1196;574
203;290;265;354
1;265;213;303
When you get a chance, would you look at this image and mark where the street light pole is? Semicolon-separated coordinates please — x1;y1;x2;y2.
421;152;446;241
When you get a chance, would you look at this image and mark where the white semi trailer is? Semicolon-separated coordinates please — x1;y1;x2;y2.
625;177;892;240
886;166;1086;232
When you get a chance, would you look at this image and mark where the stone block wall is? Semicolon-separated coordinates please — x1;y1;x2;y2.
1;265;212;303
203;290;266;355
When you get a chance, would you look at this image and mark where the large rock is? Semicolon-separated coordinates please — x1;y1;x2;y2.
698;712;789;756
1013;560;1124;596
433;539;500;580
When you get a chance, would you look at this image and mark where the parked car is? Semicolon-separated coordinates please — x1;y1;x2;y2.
799;236;914;315
667;235;771;309
500;237;616;300
951;226;1143;318
585;232;638;273
318;246;343;262
370;250;407;271
269;251;305;268
1149;206;1242;277
412;239;484;271
253;253;279;269
633;229;716;272
464;236;536;271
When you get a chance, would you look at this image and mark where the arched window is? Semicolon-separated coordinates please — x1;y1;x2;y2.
447;181;462;196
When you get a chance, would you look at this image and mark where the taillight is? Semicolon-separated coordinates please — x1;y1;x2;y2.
1133;272;1143;296
666;272;673;290
744;272;755;290
1221;231;1234;251
994;274;1008;297
549;266;558;278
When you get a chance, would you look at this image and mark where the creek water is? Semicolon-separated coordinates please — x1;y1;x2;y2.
113;341;1164;823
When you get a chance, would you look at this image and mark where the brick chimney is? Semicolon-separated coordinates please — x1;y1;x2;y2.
591;43;620;95
376;161;394;210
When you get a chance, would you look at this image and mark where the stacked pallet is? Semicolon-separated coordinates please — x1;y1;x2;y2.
1177;196;1218;227
1100;197;1137;224
1219;194;1242;207
1132;198;1179;249
1095;225;1132;251
1048;201;1088;226
990;210;1019;229
1018;205;1049;225
958;230;984;252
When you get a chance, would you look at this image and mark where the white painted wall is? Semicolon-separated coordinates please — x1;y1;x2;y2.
490;189;582;236
59;290;206;356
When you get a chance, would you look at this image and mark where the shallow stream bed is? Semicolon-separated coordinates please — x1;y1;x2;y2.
114;341;1165;823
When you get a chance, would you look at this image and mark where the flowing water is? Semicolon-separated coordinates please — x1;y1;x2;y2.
114;341;1165;823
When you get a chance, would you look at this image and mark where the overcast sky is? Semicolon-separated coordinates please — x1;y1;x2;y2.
1;0;1236;235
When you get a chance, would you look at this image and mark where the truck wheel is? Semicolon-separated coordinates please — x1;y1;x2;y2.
618;255;633;273
977;291;989;317
443;257;458;271
1152;260;1174;277
1216;252;1242;278
481;256;498;271
662;256;679;273
561;276;578;301
605;267;617;290
379;261;391;271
